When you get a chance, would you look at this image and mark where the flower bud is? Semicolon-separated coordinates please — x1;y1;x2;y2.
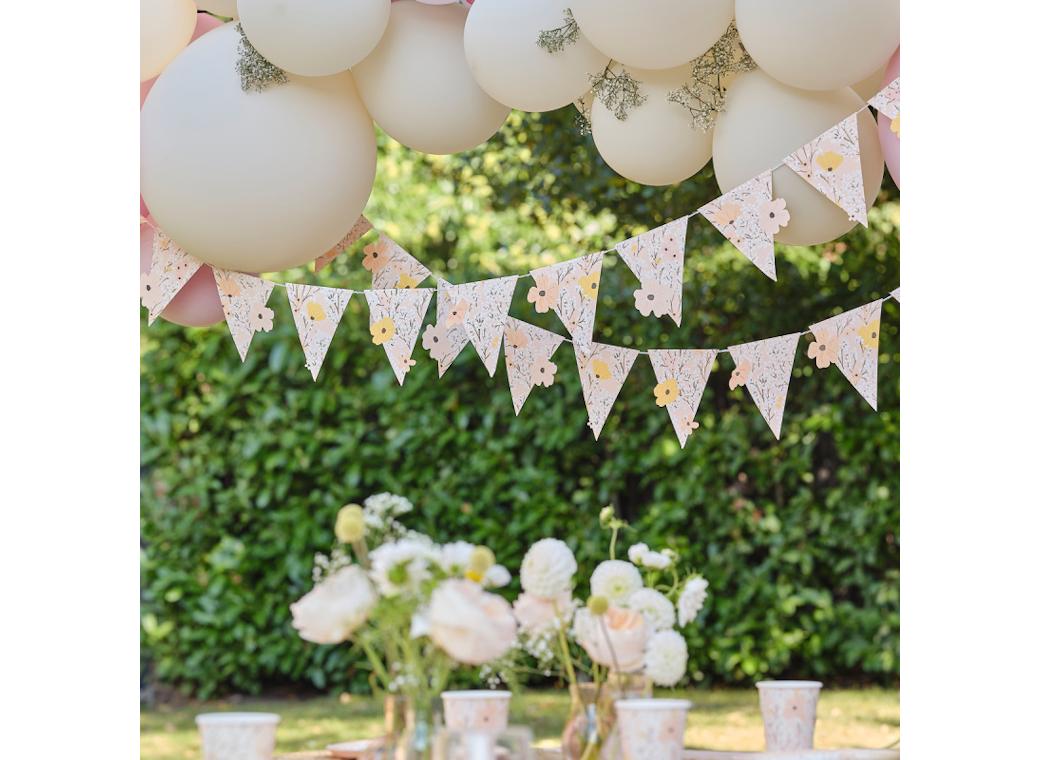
599;506;615;526
335;504;365;543
468;546;496;577
587;595;609;616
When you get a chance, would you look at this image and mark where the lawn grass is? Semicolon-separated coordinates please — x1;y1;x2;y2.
141;689;898;759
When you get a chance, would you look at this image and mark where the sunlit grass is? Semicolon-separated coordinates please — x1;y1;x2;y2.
141;688;897;759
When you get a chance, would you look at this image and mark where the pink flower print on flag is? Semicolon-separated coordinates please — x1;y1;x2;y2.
529;253;604;351
430;276;518;377
503;317;565;415
615;217;688;326
362;234;432;290
699;172;782;281
213;270;277;361
727;333;801;439
365;288;433;386
783;114;869;226
809;299;884;409
142;230;205;324
313;215;373;272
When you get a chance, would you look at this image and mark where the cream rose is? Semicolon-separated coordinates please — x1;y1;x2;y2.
573;606;648;673
428;579;518;665
290;566;376;645
514;590;573;636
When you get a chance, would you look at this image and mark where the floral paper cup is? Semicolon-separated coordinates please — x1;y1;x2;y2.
756;680;823;751
614;698;691;760
195;712;280;760
440;690;512;732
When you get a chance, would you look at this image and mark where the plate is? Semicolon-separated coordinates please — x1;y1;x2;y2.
326;738;385;759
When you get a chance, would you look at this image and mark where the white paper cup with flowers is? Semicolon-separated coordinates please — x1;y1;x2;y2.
614;698;691;760
755;680;823;751
195;712;280;760
440;690;513;732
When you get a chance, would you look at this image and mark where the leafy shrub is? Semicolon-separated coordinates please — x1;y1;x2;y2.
141;109;899;697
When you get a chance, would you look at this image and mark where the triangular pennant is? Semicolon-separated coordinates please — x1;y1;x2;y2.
528;252;603;351
615;217;688;325
808;299;883;410
868;77;900;121
213;270;276;361
890;287;900;303
574;342;639;440
727;333;801;439
141;231;204;325
699;173;788;281
647;349;718;448
423;276;518;377
503;318;565;415
362;234;433;290
313;216;373;272
364;288;433;386
783;114;869;226
286;284;352;381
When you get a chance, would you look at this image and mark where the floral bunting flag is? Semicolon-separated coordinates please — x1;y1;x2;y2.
808;299;883;410
615;217;688;325
286;284;352;380
140;231;204;325
699;173;789;281
362;234;433;290
423;276;518;377
869;77;900;121
890;287;900;303
727;332;801;439
503;317;565;415
528;253;603;351
213;270;277;361
783;114;869;226
574;342;639;440
313;216;373;272
647;349;718;448
365;288;433;386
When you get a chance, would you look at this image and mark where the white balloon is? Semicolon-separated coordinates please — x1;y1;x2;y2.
591;65;713;186
353;1;510;155
570;0;734;71
736;0;899;91
238;0;390;77
197;0;237;17
141;0;197;81
712;70;883;246
464;0;609;113
141;24;377;273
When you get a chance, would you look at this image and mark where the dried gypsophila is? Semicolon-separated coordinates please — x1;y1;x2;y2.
589;64;647;122
537;8;579;54
235;23;288;93
573;97;592;136
667;22;757;131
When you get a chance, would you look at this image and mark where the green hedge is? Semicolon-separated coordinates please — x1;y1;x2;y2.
141;109;899;697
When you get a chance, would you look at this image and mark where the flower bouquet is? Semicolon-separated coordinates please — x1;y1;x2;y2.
512;507;709;760
290;493;518;759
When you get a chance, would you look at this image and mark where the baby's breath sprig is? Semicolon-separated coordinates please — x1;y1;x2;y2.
573;96;592;136
235;23;288;93
667;22;757;131
589;63;647;122
536;8;580;54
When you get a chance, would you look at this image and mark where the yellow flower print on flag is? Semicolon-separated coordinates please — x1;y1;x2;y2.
890;115;900;138
653;378;680;407
578;271;600;299
370;317;396;346
306;301;327;322
591;359;612;381
364;289;433;386
648;349;717;448
397;272;420;289
809;300;884;410
815;151;844;173
856;320;880;350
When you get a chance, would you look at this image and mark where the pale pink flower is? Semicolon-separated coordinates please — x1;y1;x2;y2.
758;198;791;235
428;580;518;665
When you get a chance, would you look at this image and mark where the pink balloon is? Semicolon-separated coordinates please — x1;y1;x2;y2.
140;222;226;328
876;48;899;189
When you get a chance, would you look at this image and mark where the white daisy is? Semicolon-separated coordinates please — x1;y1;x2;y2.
369;539;432;597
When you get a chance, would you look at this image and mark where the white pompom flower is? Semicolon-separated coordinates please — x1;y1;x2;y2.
626;588;676;631
677;577;709;626
643;629;689;686
640;550;673;570
628;543;649;564
590;560;643;605
520;539;577;598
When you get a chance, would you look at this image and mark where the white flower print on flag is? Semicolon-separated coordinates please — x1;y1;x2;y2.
574;342;639;440
313;216;373;272
503;318;565;415
783;114;869;226
727;333;801;439
361;234;433;290
142;231;204;325
286;284;352;380
869;77;900;121
424;276;518;377
213;270;276;361
647;349;718;448
615;217;688;325
808;299;883;410
528;253;603;351
365;288;433;386
699;172;788;281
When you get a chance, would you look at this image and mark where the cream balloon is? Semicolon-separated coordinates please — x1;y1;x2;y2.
851;64;887;102
353;1;510;155
591;65;713;186
141;0;197;81
464;0;609;113
712;70;883;246
570;0;734;71
735;0;899;91
197;0;237;17
141;24;377;273
238;0;390;77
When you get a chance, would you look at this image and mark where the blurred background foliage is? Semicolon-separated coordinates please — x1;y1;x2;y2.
141;107;899;698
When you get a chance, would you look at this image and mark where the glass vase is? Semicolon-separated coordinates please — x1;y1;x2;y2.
560;675;651;760
395;699;440;760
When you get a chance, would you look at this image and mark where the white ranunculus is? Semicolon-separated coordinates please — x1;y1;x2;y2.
640;550;673;570
643;629;689;687
290;566;376;645
590;560;643;605
626;588;676;631
435;541;475;575
628;543;649;564
427;579;518;665
483;564;511;589
677;577;709;626
520;538;577;598
573;606;648;673
370;539;433;596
